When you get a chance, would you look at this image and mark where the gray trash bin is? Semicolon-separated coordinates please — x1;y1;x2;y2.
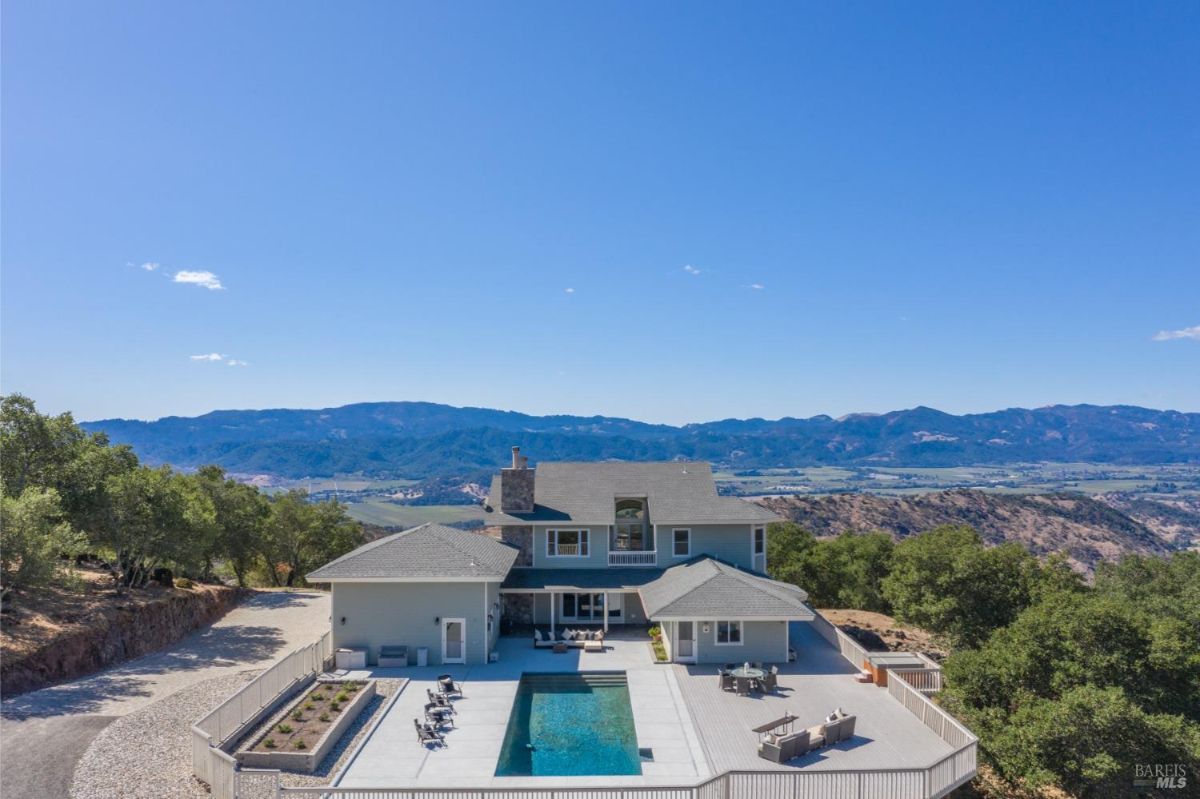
416;646;429;667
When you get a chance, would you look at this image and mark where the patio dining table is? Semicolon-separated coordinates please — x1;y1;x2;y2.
729;667;765;680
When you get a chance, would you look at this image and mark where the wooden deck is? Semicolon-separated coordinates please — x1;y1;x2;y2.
673;622;954;774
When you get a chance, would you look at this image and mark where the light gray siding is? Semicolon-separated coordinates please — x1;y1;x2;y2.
657;524;755;569
691;620;789;664
331;581;497;666
531;525;610;569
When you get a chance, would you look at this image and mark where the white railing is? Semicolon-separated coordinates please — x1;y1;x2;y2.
260;754;979;799
893;667;944;694
809;611;870;669
887;670;976;750
608;550;658;566
551;543;581;556
192;631;332;799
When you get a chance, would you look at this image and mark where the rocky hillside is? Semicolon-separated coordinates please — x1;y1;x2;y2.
757;489;1190;572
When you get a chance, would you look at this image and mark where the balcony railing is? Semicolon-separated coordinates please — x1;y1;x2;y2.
608;550;657;566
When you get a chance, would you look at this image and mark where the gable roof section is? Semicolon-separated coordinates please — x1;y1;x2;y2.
485;461;779;525
639;557;814;620
306;523;518;582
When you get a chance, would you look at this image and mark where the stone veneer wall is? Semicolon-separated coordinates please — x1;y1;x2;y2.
502;594;534;628
499;467;535;513
501;525;533;566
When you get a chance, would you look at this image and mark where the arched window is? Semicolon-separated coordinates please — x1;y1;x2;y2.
614;499;647;551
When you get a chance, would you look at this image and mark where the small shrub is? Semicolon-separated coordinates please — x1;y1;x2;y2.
173;577;193;589
291;708;303;721
648;625;662;640
263;737;276;749
335;691;349;702
304;702;315;711
293;739;307;750
277;723;293;734
319;712;330;722
330;701;341;712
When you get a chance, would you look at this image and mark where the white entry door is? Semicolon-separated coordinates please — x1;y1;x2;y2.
442;618;466;664
677;621;696;662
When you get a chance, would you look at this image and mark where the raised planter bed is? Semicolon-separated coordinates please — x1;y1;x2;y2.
237;679;375;772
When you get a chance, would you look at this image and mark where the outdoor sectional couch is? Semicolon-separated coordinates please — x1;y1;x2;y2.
757;709;857;764
532;628;605;649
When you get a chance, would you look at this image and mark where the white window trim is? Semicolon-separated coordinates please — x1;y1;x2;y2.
753;526;765;556
547;528;589;558
713;620;744;646
672;528;691;557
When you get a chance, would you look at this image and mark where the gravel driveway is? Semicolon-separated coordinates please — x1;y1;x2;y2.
0;590;330;799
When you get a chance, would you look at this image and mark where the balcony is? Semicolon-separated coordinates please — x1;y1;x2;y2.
608;550;657;567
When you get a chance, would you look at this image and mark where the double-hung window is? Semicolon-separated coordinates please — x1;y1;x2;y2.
672;528;691;557
754;526;765;556
714;620;743;645
548;529;588;558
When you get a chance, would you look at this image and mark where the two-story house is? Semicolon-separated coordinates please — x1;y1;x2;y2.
308;447;814;666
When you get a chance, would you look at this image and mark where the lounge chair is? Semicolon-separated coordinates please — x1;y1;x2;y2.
427;688;454;711
424;702;455;727
414;719;445;746
437;675;464;698
719;670;734;692
379;645;408;667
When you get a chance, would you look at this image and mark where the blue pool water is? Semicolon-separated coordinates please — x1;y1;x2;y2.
495;672;641;776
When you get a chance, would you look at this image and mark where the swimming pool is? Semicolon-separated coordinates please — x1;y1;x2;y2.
495;672;641;776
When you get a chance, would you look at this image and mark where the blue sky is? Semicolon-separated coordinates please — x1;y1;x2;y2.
2;1;1197;425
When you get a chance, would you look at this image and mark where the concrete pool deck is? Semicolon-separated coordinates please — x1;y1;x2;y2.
324;622;952;789
330;630;709;788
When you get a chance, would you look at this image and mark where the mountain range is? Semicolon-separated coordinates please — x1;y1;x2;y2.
82;401;1200;479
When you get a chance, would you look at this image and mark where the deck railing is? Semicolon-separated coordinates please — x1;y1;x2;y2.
892;666;944;694
609;550;658;566
211;617;977;799
192;631;332;799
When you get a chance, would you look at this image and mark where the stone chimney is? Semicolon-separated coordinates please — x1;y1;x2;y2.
500;446;535;514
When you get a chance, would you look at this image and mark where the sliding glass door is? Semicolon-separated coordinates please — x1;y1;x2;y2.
560;592;624;622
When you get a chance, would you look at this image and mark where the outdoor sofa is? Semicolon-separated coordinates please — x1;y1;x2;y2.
379;645;408;667
533;628;605;649
756;709;857;763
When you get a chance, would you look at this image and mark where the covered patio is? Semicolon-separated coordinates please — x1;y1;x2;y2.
499;567;664;635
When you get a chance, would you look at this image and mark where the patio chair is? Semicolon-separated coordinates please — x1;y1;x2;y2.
761;666;779;694
724;663;737;671
426;688;454;711
424;703;455;728
437;675;464;698
414;719;445;747
719;670;734;692
735;676;752;696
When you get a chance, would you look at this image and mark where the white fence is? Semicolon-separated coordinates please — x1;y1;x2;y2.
192;631;332;799
608;551;658;567
893;666;944;694
213;617;976;799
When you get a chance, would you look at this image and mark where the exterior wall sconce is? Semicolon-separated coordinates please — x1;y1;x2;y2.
434;616;441;626
340;616;347;626
702;623;711;634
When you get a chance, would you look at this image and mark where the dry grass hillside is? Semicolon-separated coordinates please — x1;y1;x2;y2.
757;489;1184;573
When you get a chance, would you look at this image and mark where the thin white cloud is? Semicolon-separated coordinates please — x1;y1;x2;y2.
140;261;160;271
746;283;764;290
564;287;575;294
1153;325;1200;342
683;265;701;275
226;359;250;367
190;353;225;362
173;270;224;290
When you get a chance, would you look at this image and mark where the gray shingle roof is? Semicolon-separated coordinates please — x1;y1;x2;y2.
306;523;518;581
501;567;666;592
639;557;813;619
485;461;779;525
